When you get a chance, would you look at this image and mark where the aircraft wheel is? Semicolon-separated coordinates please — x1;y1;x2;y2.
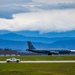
7;61;10;63
48;52;52;55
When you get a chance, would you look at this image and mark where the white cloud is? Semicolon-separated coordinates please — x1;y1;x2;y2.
32;0;75;4
0;0;75;19
0;9;75;33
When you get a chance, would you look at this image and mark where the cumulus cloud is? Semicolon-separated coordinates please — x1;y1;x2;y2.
0;9;75;33
0;0;75;33
0;0;75;19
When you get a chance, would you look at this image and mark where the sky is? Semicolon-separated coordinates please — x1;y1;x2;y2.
0;0;75;33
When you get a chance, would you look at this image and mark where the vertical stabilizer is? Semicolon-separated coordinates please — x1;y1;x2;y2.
27;41;36;49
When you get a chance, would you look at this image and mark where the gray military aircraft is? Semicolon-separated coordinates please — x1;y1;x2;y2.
26;41;72;55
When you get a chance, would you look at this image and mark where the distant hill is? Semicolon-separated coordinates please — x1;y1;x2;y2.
15;30;75;38
0;30;10;34
0;39;50;52
0;39;75;52
0;39;26;51
0;30;75;52
1;30;75;38
50;40;75;50
0;32;75;44
0;33;26;41
0;32;54;43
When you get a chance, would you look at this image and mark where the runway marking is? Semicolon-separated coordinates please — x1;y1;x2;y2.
0;61;75;63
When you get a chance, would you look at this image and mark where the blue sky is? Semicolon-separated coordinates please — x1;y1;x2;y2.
0;0;75;33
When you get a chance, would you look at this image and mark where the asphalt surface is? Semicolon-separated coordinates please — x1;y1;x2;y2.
0;61;75;63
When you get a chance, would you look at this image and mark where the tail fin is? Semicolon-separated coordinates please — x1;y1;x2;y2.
27;41;36;49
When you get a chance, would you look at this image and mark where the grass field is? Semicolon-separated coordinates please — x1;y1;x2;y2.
0;63;75;75
0;56;75;75
0;56;75;61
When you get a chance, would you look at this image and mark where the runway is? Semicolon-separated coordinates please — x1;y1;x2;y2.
0;60;75;63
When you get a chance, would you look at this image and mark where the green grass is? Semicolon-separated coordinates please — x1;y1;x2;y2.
0;63;75;75
0;56;75;75
0;56;75;61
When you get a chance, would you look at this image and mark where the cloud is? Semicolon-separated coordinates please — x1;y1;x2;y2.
0;9;75;33
32;0;75;4
0;0;32;5
0;3;75;19
0;4;31;19
0;0;75;19
0;0;75;33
